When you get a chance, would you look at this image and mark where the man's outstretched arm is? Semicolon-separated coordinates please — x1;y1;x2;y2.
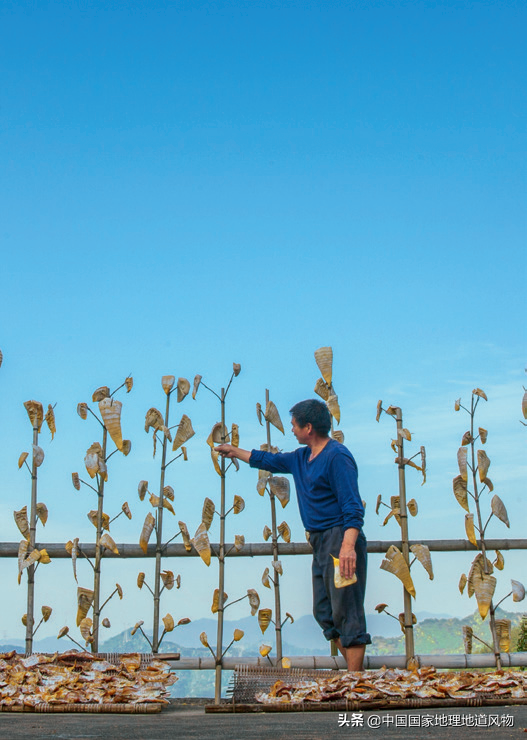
215;444;252;463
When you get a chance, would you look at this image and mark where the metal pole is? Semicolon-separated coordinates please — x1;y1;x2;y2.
214;388;226;704
25;423;39;655
152;391;171;652
395;407;415;664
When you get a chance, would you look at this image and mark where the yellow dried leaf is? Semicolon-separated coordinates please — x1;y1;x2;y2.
332;430;345;444
41;605;52;622
161;570;175;590
192;374;202;400
457;447;468;481
92;386;110;402
331;555;357;588
39;549;51;564
264;401;285;434
231;423;239;447
72;472;81;491
263;525;272;542
407;499;418;516
473;388;488;401
172;414;195;452
177;377;190;403
458;573;467;594
479;427;488;444
233;628;244;642
511;580;525;602
199;632;209;648
122;501;132;519
477;449;491;482
125;376;133;392
36;503;48;526
234;534;245;551
326;394;340;424
491;494;509;527
99;533;119;554
76;587;94;627
494;550;504;571
269;477;290;508
474;573;496;619
461;431;472;446
262;568;271;588
138;480;148;501
32;444;45;468
277;521;291;543
139;513;155;554
211;588;228;613
247;589;260;616
202;497;215;530
233;494;245;514
99;398;123;451
258;608;273;634
399;428;412;441
256;402;263;425
17;452;29;469
210;448;222;476
375;400;382;422
80;617;93;644
259;644;272;657
24;400;44;431
179;521;192;551
192;522;211;566
137;572;145;588
162;614;174;632
161;375;175;394
409;544;433;580
314;378;330;401
77;403;88;420
13;507;29;540
380;545;416;597
45;404;56;440
314;346;333;386
465;513;478;547
452;475;470;512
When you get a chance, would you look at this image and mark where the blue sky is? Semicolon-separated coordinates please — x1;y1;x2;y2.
0;0;525;648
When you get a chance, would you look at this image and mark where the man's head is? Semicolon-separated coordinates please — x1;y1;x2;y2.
289;399;331;440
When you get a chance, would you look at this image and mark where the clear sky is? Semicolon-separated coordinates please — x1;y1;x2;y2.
0;0;525;649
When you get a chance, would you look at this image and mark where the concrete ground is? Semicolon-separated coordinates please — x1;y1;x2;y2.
0;701;526;740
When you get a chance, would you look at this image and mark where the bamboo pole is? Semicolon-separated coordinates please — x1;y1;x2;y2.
266;389;283;661
152;391;171;652
25;422;39;655
214;387;226;705
91;426;107;653
395;407;415;664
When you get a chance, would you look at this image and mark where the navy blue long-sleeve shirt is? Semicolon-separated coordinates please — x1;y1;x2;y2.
249;439;364;533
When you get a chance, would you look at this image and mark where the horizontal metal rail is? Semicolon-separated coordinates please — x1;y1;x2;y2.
1;539;526;558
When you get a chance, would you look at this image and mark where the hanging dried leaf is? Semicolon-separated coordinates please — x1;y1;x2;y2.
385;405;399;416
39;548;51;564
234;534;245;551
269;477;290;508
491;495;510;528
465;513;478;547
263;525;272;542
493;550;504;571
138;480;148;501
144;407;165;434
259;644;272;657
162;486;174;502
272;560;283;576
191;374;202;400
382;509;394;527
264;401;285;434
192;522;211;566
20;548;41;573
199;632;209;648
258;608;273;634
33;445;45;468
202;497;216;530
247;589;260;616
511;580;525;602
41;605;52;622
260;443;279;454
482;477;494;491
457;447;468;481
84;442;104;480
262;568;271;588
99;398;123;451
70;471;81;491
277;521;291;543
177;377;190;402
407;499;418;516
44;404;56;440
332;429;345;444
92;386;110;402
121;501;132;519
477;450;491;482
68;537;79;583
24;401;44;431
314;378;330;401
495;619;511;653
390;496;401;525
461;431;472;446
210;448;222;476
102;618;111;628
123;376;133;393
162;614;175;633
332;555;357;588
211;589;228;613
454;398;461;411
99;533;119;554
314;346;333;386
390;439;398;454
161;375;175;395
256;402;263;425
420;446;426;484
473;388;488;401
87;510;110;531
380;545;416;597
163;499;175;516
139;513;156;554
80;618;94;644
410;544;433;580
233;495;245;514
467;553;493;598
397;612;417;634
474;572;496;619
375;400;383;424
36;503;48;526
375;495;382;515
176;577;182;590
463;625;473;654
458;573;467;594
76;587;94;626
137;572;145;589
182;446;188;461
233;628;244;642
179;521;192;551
326;394;341;424
14;507;29;540
17;540;28;579
207;422;228;448
231;423;239;447
77;403;88;420
523;390;527;419
399;428;412;441
478;427;488;444
17;452;29;469
161;570;175;590
452;475;470;512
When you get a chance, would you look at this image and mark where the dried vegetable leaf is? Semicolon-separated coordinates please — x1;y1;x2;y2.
179;521;192;551
139;513;156;554
20;548;41;573
231;423;239;447
24;401;44;431
523;390;527;419
457;447;468;481
122;501;132;519
399;428;412;441
98;398;123;451
247;589;260;616
125;376;133;392
495;619;511;653
176;377;190;403
14;507;30;539
138;480;148;501
269;476;290;508
511;580;525;602
199;632;209;648
473;572;496;619
207;422;228;447
259;644;272;657
461;431;472;446
420;446;426;484
493;550;504;571
17;540;28;582
192;374;202;400
491;495;510;528
465;513;478;547
36;503;48;526
72;472;81;490
210;448;222;476
463;625;473;654
314;378;330;401
234;535;245;551
99;533;119;554
452;475;470;512
256;402;263;425
390;439;398;453
33;445;45;468
260;443;279;454
473;388;488;401
314;346;333;386
102;618;111;628
41;605;52;622
39;548;51;564
163;485;174;501
467;553;493;598
80;618;94;644
390;495;402;525
277;521;291;543
482;477;494;491
455;398;461;411
144;407;165;433
233;629;244;642
202;497;216;530
233;494;245;514
233;362;241;376
376;400;383;422
87;510;110;531
272;560;283;576
263;525;272;542
264;401;285;434
161;571;175;590
162;614;175;632
326;394;341;424
258;608;273;634
77;403;88;420
380;545;416;597
262;568;271;588
70;537;79;583
409;544;433;580
211;589;228;613
18;452;29;469
477;449;491;482
161;375;175;395
182;446;188;461
45;404;56;440
137;572;145;589
76;587;94;626
332;555;357;588
479;427;488;444
192;522;211;566
458;574;467;594
163;499;175;516
332;430;345;443
385;405;399;416
407;499;418;517
84;442;106;480
92;386;110;402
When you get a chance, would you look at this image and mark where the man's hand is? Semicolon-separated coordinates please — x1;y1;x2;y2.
339;528;359;580
215;445;252;464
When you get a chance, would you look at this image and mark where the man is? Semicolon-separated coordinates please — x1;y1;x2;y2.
215;398;371;671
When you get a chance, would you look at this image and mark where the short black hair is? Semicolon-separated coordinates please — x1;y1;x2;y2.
289;399;331;437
